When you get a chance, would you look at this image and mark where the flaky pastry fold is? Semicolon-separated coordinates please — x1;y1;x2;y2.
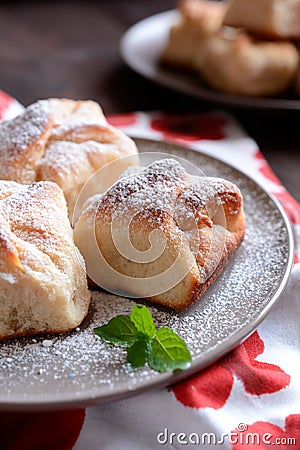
0;98;138;218
0;180;90;339
74;159;246;310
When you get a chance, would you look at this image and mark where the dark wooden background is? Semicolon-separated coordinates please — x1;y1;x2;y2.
0;0;299;201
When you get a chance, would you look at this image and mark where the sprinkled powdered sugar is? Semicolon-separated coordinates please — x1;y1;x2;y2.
0;144;292;409
0;101;51;157
85;158;240;290
0;99;137;202
0;99;103;169
91;159;187;226
85;158;237;267
0;181;72;246
91;159;240;223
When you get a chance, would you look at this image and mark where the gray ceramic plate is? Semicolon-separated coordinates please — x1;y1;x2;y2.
0;139;294;411
120;11;300;111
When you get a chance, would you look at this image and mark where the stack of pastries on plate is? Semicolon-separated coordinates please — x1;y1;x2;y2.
0;98;138;339
162;0;300;97
0;98;138;218
0;98;246;339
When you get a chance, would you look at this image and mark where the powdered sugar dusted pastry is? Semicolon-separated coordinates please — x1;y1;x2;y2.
223;0;300;39
161;0;225;68
0;98;138;218
193;28;299;96
74;159;246;310
0;180;91;339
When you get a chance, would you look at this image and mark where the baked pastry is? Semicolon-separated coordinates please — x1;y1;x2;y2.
223;0;300;39
0;180;91;339
161;0;225;69
0;98;138;220
162;0;300;98
74;159;246;310
193;28;299;96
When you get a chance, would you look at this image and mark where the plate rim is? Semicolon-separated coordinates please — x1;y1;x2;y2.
120;10;300;111
0;138;294;411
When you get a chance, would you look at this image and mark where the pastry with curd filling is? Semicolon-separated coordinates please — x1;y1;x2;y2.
74;159;246;310
0;180;90;340
0;98;138;219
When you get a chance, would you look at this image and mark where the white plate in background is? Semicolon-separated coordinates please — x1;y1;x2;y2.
120;11;300;111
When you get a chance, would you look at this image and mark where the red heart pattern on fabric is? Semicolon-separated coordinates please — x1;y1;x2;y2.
172;331;291;410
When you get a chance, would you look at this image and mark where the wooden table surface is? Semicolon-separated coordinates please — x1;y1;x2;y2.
0;0;299;201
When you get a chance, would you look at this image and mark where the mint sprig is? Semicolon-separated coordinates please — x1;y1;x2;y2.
130;304;156;338
94;305;192;373
94;315;137;347
150;327;192;372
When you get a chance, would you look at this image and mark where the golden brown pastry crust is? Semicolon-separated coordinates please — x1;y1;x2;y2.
0;180;91;340
193;29;299;96
74;159;246;310
161;0;225;68
162;0;299;97
0;98;138;218
224;0;300;40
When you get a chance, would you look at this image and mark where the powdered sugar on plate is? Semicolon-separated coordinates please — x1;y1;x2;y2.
0;140;293;410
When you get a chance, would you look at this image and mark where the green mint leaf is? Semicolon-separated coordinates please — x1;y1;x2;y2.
130;305;156;338
127;334;151;369
94;315;138;347
94;306;192;373
149;327;192;372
